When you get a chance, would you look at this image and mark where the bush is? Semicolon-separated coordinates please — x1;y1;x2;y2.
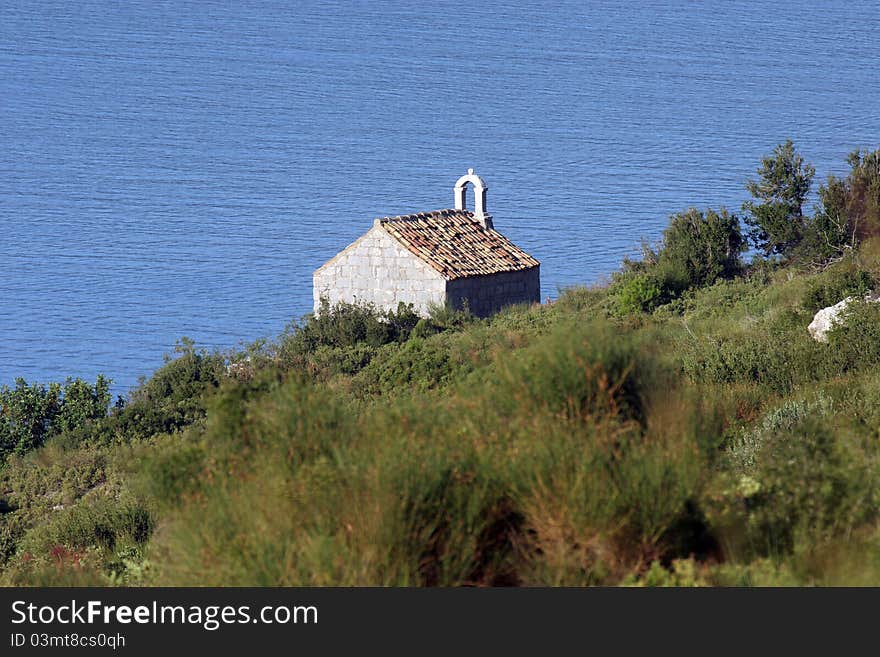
725;395;833;474
425;302;476;333
846;148;880;240
624;558;709;587
789;148;880;265
490;320;658;424
510;397;709;585
281;299;420;360
3;444;108;513
15;497;153;557
0;376;111;464
802;265;874;314
306;344;379;378
114;341;225;440
658;207;745;288
613;272;664;314
140;315;716;587
824;300;880;372
133;436;206;510
740;419;876;555
383;454;518;586
680;324;821;395
613;207;744;314
354;335;474;396
1;493;154;586
796;198;853;266
0;514;27;566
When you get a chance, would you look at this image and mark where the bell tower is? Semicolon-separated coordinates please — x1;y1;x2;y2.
453;168;493;229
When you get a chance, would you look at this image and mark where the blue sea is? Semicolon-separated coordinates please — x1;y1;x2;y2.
2;0;879;393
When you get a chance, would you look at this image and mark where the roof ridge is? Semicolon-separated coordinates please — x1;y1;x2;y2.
378;208;471;223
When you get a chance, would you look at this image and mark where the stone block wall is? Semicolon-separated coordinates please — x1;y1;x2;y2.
445;266;540;317
313;225;447;314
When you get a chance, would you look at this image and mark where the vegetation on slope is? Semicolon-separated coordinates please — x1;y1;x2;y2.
3;142;880;586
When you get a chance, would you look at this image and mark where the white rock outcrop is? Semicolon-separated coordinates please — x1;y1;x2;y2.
808;298;853;342
808;293;880;342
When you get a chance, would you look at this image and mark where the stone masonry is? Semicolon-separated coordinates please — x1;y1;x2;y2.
446;268;541;317
313;222;447;314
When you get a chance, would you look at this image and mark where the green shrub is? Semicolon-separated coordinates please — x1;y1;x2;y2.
133;436;206;510
510;405;708;585
307;344;379;378
613;207;744;314
425;302;476;333
796;201;853;265
613;272;664;314
0;376;110;464
802;265;874;313
658;207;745;287
682;293;880;396
680;327;812;394
725;395;833;474
16;496;153;558
624;558;709;587
140;378;362;586
490;319;657;424
785;148;880;265
824;300;880;372
743;419;877;555
0;514;27;566
3;445;108;512
114;339;226;440
281;299;420;362
355;336;471;396
383;454;519;586
487;300;561;335
0;492;154;586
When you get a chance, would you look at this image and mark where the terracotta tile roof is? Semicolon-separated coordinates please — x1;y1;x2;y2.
379;209;539;280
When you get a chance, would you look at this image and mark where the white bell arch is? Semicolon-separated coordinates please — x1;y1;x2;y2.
453;168;492;229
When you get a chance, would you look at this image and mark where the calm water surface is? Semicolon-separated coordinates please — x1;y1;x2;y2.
2;1;879;392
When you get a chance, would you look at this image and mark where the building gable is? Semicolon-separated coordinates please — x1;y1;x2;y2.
313;224;445;312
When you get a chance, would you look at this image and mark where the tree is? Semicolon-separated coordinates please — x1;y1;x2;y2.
798;148;880;265
825;148;880;242
0;376;111;463
612;207;744;314
658;207;745;287
743;140;815;257
796;174;852;265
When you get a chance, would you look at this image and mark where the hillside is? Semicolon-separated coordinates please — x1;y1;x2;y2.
3;143;880;586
